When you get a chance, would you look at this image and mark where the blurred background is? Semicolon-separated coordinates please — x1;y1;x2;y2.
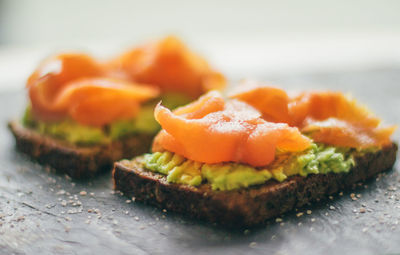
0;0;400;91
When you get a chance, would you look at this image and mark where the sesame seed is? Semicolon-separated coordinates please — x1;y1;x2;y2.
249;242;257;248
56;190;66;195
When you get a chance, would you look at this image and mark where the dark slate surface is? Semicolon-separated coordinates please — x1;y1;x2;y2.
0;69;399;255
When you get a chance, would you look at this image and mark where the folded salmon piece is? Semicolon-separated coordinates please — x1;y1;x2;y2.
152;91;311;167
28;36;226;126
108;36;226;98
27;53;106;121
230;84;396;148
28;53;159;126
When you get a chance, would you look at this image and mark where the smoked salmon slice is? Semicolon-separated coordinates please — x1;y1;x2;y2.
152;91;311;167
172;90;225;119
108;36;226;98
28;53;106;121
229;83;291;123
27;53;105;93
288;92;381;128
231;85;396;148
30;78;159;126
28;53;160;126
28;38;225;126
289;92;396;148
301;118;396;148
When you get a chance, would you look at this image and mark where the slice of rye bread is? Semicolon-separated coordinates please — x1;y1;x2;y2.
8;121;155;179
113;143;398;228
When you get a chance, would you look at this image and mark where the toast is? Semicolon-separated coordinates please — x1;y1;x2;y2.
113;143;397;228
10;38;225;179
112;88;397;227
8;121;153;179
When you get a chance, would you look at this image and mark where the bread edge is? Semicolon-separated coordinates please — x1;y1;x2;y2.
8;121;155;179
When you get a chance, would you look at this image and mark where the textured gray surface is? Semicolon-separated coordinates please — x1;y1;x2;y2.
1;69;400;255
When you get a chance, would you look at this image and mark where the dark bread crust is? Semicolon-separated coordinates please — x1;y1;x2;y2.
113;143;398;228
8;121;154;179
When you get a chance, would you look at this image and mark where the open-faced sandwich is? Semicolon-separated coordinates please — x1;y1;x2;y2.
113;85;397;227
8;36;225;178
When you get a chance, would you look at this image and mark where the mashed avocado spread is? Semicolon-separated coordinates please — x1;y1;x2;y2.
23;106;159;145
142;144;355;191
22;93;193;145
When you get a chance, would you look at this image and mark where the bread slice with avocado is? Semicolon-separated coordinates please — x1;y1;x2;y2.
9;120;155;179
9;94;191;179
112;88;397;227
113;143;397;228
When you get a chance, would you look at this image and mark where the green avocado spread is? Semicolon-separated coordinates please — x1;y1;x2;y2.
23;106;159;145
22;93;192;145
142;144;355;191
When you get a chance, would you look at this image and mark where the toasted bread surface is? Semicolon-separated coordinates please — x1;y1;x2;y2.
8;121;154;179
113;143;397;227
